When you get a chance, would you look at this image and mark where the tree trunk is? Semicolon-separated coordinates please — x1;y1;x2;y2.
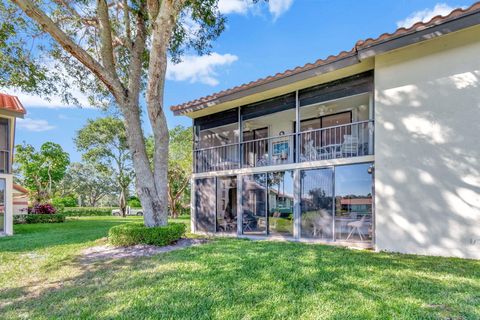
120;101;168;227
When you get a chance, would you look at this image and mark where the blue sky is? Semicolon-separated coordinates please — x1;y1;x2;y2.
13;0;473;162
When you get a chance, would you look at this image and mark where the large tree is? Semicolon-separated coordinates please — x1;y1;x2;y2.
15;142;70;202
75;117;133;214
4;0;227;226
61;162;117;207
147;125;192;218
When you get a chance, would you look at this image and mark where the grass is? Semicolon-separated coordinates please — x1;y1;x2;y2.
0;217;479;319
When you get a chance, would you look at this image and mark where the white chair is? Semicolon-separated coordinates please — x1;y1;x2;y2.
346;215;367;241
339;135;359;157
303;140;317;161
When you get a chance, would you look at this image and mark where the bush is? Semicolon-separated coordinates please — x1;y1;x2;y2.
61;207;115;216
30;203;57;214
108;222;186;246
14;214;65;224
127;196;141;208
52;196;77;208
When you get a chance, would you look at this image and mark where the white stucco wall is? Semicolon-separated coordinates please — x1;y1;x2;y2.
374;26;480;259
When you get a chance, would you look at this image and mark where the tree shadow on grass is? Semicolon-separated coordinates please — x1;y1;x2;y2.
1;238;479;319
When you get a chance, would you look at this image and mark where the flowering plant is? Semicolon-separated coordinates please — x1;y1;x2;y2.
30;203;57;215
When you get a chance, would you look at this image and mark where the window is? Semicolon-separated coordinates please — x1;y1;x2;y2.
195;178;216;232
0;119;9;173
334;163;373;242
300;168;334;239
0;179;5;233
242;174;267;235
267;171;294;236
216;176;237;233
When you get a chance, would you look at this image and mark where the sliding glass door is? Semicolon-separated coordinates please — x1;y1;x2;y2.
216;176;237;233
194;178;216;232
334;163;373;242
0;179;5;233
300;163;373;243
267;171;294;236
300;168;334;239
242;174;267;235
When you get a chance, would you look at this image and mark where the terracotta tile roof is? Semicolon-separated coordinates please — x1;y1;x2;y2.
0;93;26;115
171;2;480;115
13;184;29;194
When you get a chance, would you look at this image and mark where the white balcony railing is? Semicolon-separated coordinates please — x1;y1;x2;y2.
298;120;373;162
194;120;374;173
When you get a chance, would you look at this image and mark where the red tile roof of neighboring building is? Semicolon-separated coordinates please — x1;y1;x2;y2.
0;93;26;115
340;198;372;206
170;2;480;115
13;184;29;194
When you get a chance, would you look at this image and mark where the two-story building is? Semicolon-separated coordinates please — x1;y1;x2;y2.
0;93;26;236
171;3;480;259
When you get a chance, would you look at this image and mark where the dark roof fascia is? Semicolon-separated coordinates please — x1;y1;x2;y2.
357;9;480;59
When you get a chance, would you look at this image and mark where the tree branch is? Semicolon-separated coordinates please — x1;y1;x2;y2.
12;0;125;100
97;0;116;73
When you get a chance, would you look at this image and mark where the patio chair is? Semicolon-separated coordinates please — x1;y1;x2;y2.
302;139;317;161
346;215;367;241
339;135;359;157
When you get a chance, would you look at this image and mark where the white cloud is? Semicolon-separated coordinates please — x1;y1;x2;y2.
9;89;92;109
268;0;294;20
17;118;56;132
396;3;459;28
167;52;238;86
218;0;293;20
218;0;251;14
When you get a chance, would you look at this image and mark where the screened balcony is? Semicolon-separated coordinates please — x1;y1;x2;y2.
193;72;374;173
0;118;10;174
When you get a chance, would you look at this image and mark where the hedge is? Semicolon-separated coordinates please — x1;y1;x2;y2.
60;207;115;216
14;214;65;224
108;222;186;246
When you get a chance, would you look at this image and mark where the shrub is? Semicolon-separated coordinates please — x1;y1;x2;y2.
23;214;65;224
108;222;186;246
13;215;27;224
52;196;77;208
61;207;115;216
127;196;142;208
31;203;57;214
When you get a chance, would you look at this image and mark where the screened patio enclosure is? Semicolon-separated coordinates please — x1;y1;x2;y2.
193;162;374;245
193;72;374;173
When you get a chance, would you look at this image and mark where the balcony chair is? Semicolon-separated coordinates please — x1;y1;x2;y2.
338;135;359;158
346;215;367;241
302;139;317;161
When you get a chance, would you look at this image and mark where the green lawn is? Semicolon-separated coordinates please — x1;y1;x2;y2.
0;217;479;319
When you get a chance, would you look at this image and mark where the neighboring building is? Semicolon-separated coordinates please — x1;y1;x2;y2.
13;184;29;215
171;3;480;259
0;94;26;236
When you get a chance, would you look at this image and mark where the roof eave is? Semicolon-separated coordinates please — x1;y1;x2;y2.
171;4;480;117
357;8;480;59
172;52;360;116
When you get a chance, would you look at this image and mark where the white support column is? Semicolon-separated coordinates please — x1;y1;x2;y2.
368;93;374;155
190;177;196;234
295;90;300;163
238;107;243;168
236;174;243;236
293;169;301;239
